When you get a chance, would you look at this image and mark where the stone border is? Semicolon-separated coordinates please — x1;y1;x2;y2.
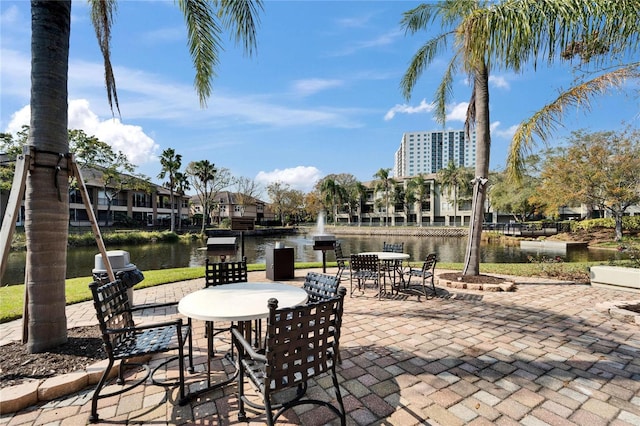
436;275;516;292
0;356;150;415
596;300;640;326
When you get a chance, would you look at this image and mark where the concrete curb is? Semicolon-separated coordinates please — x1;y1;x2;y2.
0;358;124;415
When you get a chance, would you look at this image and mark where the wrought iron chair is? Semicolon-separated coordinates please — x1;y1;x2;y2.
403;253;437;299
88;278;192;423
333;241;350;282
302;271;340;302
204;257;248;353
349;253;382;298
231;287;347;426
381;241;406;286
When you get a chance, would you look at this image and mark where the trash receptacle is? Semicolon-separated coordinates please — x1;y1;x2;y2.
92;250;144;304
266;246;294;281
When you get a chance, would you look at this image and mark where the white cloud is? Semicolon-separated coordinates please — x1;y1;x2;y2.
5;99;159;166
384;99;434;121
446;102;469;122
255;166;322;194
492;122;519;139
489;75;510;89
292;79;344;97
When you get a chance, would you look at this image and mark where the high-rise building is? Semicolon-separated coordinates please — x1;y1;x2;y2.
393;130;476;177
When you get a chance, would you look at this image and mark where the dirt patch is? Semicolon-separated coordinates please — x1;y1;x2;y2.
438;272;508;284
0;325;106;389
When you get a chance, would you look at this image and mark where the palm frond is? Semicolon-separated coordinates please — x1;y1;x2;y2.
178;0;223;108
218;0;262;56
507;64;640;183
89;0;120;115
401;33;452;100
434;53;460;125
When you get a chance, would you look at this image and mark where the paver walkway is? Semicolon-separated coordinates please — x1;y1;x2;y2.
1;268;639;425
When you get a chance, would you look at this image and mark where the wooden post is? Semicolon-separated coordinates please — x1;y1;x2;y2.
0;147;30;282
70;157;115;281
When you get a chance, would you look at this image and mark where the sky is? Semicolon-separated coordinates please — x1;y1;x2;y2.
1;1;638;198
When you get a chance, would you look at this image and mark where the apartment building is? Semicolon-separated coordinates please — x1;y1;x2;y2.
394;129;476;178
4;166;190;228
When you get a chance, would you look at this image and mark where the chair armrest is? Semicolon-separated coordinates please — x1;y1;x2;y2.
106;318;184;335
231;327;267;362
130;301;178;312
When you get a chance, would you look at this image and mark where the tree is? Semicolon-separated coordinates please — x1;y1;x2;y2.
373;168;394;226
318;176;347;226
158;148;182;232
457;0;640;182
24;0;261;352
234;176;262;218
186;160;217;233
401;1;491;275
538;129;640;241
407;174;430;227
267;182;289;225
491;156;545;222
437;161;473;227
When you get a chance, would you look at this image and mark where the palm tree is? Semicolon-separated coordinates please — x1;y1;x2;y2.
173;171;190;231
373;168;394;226
401;1;490;275
354;182;368;226
25;0;261;352
407;174;429;227
460;0;639;182
158;148;182;232
320;177;346;226
437;161;471;227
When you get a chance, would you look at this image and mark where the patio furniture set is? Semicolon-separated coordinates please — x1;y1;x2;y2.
86;240;435;424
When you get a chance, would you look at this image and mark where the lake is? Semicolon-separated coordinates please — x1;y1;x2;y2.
2;232;625;285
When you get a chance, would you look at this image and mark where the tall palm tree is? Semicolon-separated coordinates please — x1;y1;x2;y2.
373;168;394;227
401;1;490;275
407;174;429;227
437;161;471;226
354;182;368;227
320;178;346;226
461;0;640;182
173;171;190;231
158;148;182;232
25;0;261;352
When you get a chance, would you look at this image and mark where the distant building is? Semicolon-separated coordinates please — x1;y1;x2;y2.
189;191;275;226
394;130;476;178
4;166;190;228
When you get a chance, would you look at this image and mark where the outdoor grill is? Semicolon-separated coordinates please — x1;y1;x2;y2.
312;234;337;273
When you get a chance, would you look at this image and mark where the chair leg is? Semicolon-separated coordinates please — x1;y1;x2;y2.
264;394;275;426
331;366;347;426
187;319;194;373
89;358;115;423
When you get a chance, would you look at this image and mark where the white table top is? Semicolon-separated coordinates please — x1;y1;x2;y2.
358;251;410;261
178;282;308;322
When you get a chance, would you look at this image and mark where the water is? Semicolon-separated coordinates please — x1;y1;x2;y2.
2;233;626;285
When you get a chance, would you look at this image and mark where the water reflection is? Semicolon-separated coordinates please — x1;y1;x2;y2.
2;232;627;285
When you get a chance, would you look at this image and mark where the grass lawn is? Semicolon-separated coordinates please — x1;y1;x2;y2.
0;261;598;323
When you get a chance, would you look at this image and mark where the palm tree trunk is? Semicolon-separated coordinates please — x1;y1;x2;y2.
25;0;71;352
463;63;491;276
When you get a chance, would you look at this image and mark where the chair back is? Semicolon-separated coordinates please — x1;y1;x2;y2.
303;272;340;302
263;287;347;395
89;279;135;358
422;253;437;273
334;241;346;261
350;254;379;274
383;242;404;253
205;257;248;287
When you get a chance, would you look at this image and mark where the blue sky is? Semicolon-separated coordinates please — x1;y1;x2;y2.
1;1;637;197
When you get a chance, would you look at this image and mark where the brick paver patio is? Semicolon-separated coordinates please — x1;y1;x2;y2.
1;268;639;425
